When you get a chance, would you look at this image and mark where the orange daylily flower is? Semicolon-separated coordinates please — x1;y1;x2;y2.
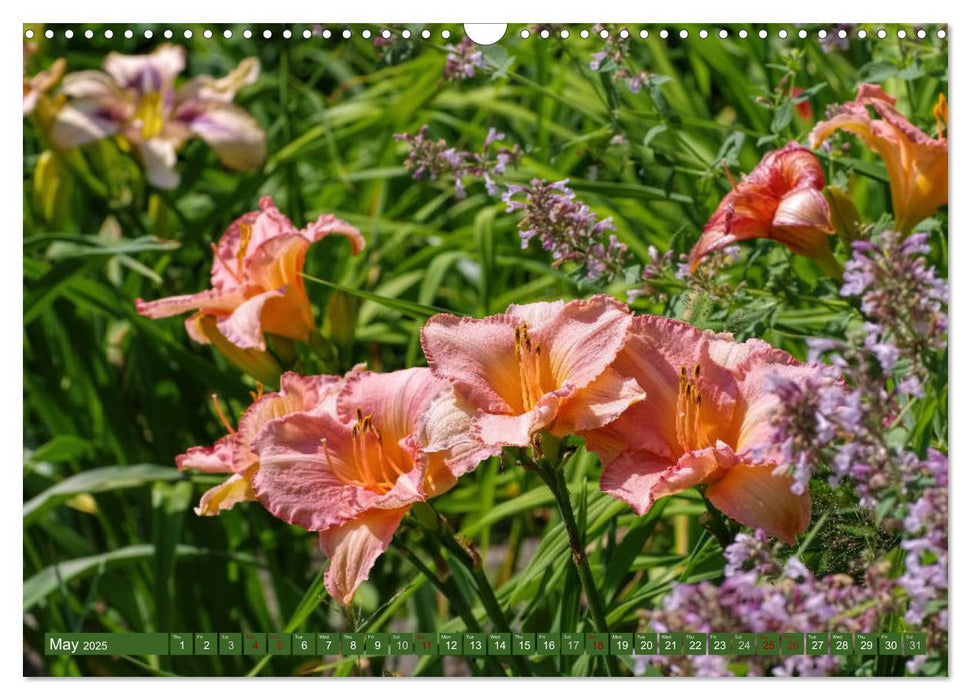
689;143;837;274
581;315;818;544
136;196;364;352
810;84;948;233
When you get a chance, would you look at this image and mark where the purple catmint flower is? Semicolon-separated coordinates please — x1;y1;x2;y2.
502;178;627;282
841;230;948;368
640;533;895;677
396;125;520;199
443;37;486;81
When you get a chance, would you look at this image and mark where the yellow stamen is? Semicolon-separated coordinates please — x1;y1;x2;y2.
513;322;545;411
328;408;408;493
236;222;254;279
248;382;264;403
134;91;166;140
675;364;711;452
211;394;235;434
211;242;244;284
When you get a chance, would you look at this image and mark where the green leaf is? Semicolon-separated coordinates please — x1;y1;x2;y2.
24;544;256;611
301;272;452;320
23;464;184;526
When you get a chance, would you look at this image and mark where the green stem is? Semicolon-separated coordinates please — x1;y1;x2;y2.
394;541;503;677
538;463;620;677
429;519;531;677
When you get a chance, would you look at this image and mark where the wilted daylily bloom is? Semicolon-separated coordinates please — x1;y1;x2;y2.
250;368;493;604
689;143;837;275
23;57;66;117
48;44;265;189
580;315;816;544
176;372;346;516
810;83;948;233
136;196;364;352
420;295;645;450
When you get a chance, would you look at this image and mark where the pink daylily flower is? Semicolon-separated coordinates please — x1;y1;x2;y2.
250;368;493;604
689;143;835;273
810;83;948;233
177;371;345;516
136;196;364;351
420;295;645;450
580;315;816;544
48;44;265;189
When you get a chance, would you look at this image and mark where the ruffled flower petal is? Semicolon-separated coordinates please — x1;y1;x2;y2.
553;367;645;435
319;507;409;605
251;412;382;532
176;435;236;474
215;288;286;351
532;294;633;392
422;313;524;413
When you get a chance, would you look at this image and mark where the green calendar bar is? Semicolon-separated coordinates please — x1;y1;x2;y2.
585;632;608;655
684;632;707;656
807;633;829;655
708;633;731;655
365;633;389;656
439;632;463;656
390;632;414;655
416;632;438;655
219;632;241;655
268;633;291;655
659;632;682;655
463;632;486;656
904;633;926;655
44;633;169;656
317;632;340;655
293;633;315;655
609;632;633;655
537;633;560;655
830;632;852;655
855;633;878;656
41;630;931;657
561;632;584;656
634;632;658;655
243;632;266;656
169;632;192;655
757;632;780;655
487;632;510;656
782;633;804;656
195;633;217;656
733;632;755;655
879;634;902;656
341;633;365;655
513;633;535;656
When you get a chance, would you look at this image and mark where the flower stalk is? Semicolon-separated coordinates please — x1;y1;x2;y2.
537;461;620;677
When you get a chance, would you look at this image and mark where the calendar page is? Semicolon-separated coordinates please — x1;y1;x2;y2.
23;21;948;679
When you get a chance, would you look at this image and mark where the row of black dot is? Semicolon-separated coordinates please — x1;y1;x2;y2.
24;26;947;41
